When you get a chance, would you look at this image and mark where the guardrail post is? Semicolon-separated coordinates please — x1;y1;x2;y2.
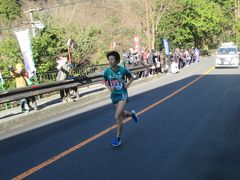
75;87;80;98
32;96;38;111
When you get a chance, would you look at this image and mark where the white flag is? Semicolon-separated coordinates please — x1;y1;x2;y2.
15;29;36;78
0;73;4;85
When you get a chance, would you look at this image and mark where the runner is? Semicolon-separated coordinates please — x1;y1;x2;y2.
103;51;139;147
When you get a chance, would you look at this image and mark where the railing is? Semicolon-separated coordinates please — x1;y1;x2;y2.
36;64;108;84
0;65;150;111
2;64;108;89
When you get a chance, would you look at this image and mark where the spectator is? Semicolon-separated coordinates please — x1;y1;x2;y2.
143;49;149;65
189;47;195;63
56;56;71;102
194;47;200;62
160;52;166;74
155;51;161;74
137;50;145;79
179;49;184;69
148;49;156;75
170;58;180;74
185;49;191;66
9;63;33;112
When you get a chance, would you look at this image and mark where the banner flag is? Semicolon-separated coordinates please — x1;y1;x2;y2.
163;38;170;55
134;36;140;52
0;73;4;85
15;29;36;78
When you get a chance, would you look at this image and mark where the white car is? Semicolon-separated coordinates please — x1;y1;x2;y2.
215;43;239;68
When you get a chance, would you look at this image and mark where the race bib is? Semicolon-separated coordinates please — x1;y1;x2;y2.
109;80;123;90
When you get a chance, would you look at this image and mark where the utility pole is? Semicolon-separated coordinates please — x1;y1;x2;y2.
24;7;43;37
145;0;151;51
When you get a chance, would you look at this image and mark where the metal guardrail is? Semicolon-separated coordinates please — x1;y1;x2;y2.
36;64;109;83
0;65;150;110
2;64;109;90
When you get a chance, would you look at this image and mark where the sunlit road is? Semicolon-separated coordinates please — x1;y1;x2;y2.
1;56;240;180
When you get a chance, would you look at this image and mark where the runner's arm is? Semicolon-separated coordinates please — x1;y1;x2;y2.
124;76;133;89
103;79;114;92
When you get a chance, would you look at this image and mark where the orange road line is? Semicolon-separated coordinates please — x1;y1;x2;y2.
13;66;214;180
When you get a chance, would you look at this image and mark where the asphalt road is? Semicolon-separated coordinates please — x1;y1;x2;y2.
1;56;240;180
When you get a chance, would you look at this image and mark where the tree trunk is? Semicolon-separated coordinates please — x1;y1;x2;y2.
151;24;155;50
145;0;151;51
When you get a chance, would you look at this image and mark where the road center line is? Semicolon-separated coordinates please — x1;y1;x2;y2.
13;66;215;180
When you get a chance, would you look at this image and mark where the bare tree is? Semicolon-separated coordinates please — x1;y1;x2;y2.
138;0;180;50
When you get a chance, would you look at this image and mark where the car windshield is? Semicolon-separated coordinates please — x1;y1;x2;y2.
218;47;237;55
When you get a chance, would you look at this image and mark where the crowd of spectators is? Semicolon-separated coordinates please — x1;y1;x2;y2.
122;47;200;78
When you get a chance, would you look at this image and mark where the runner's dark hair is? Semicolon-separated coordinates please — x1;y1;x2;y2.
107;51;120;64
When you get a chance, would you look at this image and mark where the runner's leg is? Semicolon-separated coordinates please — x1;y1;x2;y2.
115;100;127;138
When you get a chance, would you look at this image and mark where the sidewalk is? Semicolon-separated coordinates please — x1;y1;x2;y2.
0;83;106;120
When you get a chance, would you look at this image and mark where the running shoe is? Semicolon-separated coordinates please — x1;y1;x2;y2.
131;110;139;123
111;137;121;147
